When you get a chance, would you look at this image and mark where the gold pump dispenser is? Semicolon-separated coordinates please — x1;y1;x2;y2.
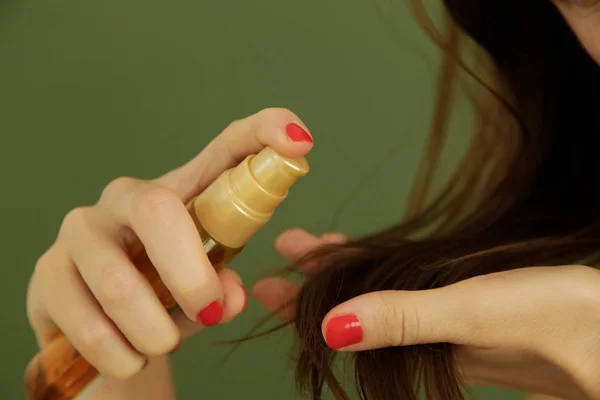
24;147;309;400
191;146;310;249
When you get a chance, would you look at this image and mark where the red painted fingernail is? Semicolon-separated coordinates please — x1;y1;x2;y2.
169;341;181;355
197;301;223;326
286;123;313;143
241;285;248;311
325;314;363;350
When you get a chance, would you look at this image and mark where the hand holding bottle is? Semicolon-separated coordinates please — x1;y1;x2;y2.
26;108;314;398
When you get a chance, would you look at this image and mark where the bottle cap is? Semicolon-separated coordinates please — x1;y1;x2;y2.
190;147;309;248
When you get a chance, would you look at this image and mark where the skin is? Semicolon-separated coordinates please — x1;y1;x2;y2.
554;1;600;64
27;3;600;400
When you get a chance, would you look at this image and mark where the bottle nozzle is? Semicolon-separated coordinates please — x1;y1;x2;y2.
249;147;309;195
191;147;309;248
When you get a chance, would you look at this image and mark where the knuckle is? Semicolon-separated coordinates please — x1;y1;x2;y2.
224;118;242;132
33;248;54;275
377;295;410;347
95;264;138;307
173;274;214;300
74;320;112;353
61;207;86;230
141;331;180;357
258;107;298;122
59;207;93;237
131;186;179;222
379;308;402;347
99;176;136;203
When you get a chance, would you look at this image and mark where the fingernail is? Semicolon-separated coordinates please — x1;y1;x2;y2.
241;285;248;311
197;301;223;327
286;123;313;143
325;314;363;350
169;341;181;355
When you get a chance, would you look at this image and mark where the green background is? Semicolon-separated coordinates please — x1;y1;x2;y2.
0;1;524;398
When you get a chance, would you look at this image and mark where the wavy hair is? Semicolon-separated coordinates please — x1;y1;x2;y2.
289;1;600;398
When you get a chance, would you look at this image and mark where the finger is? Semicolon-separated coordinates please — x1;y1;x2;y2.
172;268;247;341
276;229;330;275
27;248;65;346
276;229;324;263
321;267;572;352
38;258;145;379
96;182;224;326
321;232;348;244
217;268;247;324
321;289;463;351
275;229;347;274
69;214;180;356
252;277;300;320
156;108;314;199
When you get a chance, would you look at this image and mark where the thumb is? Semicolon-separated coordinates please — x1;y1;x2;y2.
320;267;571;351
321;288;468;351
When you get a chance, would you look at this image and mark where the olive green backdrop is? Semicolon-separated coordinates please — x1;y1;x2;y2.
1;1;524;399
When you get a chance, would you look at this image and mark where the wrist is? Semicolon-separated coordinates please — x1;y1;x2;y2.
89;356;175;400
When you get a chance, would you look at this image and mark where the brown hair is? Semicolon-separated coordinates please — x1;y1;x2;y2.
286;0;600;398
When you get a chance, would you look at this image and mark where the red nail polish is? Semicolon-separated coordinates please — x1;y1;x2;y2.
169;341;181;355
197;301;223;327
286;123;313;143
325;314;363;350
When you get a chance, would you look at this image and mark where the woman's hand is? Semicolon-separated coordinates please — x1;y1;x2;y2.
26;109;314;391
255;232;600;400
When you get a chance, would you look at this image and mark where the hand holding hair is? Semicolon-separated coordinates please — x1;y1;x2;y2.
255;231;600;400
322;265;600;399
